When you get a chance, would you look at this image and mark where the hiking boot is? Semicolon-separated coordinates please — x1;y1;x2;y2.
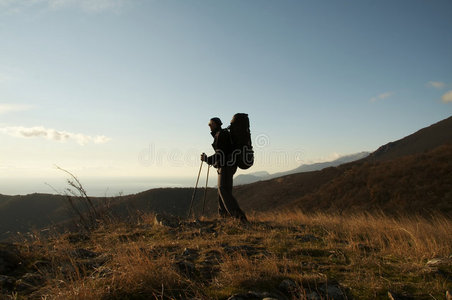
238;215;249;224
218;210;229;218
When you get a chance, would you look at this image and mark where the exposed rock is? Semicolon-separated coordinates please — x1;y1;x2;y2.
182;247;199;261
426;257;450;267
80;254;111;270
222;244;265;256
227;295;249;300
176;260;197;278
423;257;452;278
72;248;99;259
226;291;283;300
278;278;299;295
199;226;216;234
198;264;219;281
295;234;322;243
355;243;378;252
319;283;345;299
154;214;180;228
227;291;277;300
66;233;90;243
247;291;275;298
306;291;320;300
204;249;222;261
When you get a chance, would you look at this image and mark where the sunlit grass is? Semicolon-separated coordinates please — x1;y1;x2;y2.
9;210;451;299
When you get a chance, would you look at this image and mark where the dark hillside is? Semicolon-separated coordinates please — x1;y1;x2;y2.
287;144;452;215
234;166;344;212
0;194;68;235
368;115;452;161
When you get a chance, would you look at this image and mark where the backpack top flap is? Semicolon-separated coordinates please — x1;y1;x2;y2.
229;113;252;147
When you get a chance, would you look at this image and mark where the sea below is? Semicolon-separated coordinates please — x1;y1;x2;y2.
0;176;212;197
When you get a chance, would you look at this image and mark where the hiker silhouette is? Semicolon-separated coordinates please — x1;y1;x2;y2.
201;117;247;222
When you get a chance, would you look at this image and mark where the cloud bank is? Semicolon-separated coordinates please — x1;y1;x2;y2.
370;92;394;103
0;103;33;114
0;126;111;145
441;90;452;103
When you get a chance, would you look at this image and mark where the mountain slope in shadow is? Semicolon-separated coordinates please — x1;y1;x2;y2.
234;152;369;185
368;115;452;161
235;115;452;214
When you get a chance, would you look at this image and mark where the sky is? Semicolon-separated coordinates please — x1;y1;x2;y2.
1;0;451;195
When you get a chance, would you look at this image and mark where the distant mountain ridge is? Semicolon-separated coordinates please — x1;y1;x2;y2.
234;152;370;185
368;115;452;161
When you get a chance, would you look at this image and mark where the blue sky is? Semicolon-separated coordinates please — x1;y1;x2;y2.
0;0;451;194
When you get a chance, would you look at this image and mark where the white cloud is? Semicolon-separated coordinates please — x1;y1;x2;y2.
0;0;127;13
441;90;452;103
370;92;394;103
0;103;34;114
47;0;125;12
0;126;111;145
427;81;445;89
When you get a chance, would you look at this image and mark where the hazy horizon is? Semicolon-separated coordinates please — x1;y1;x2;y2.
0;176;198;197
0;150;374;196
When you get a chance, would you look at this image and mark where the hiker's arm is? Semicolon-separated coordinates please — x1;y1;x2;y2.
204;131;230;166
206;153;216;165
209;131;230;165
201;152;215;165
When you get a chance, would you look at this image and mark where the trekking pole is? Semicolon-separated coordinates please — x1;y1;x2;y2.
187;160;203;219
201;164;211;216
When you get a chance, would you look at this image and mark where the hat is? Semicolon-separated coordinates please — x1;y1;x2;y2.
210;117;222;126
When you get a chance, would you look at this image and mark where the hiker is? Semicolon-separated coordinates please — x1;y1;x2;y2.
201;117;248;222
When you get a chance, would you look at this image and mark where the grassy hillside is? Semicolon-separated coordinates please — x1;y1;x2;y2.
0;194;69;235
1;211;450;299
368;115;452;161
288;144;452;215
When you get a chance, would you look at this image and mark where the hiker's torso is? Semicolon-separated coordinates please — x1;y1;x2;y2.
211;129;233;167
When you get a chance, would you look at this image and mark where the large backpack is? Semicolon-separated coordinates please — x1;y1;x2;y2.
227;113;254;169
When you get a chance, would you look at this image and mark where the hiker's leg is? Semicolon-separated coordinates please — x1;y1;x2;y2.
217;168;228;217
218;165;246;219
229;165;247;220
218;194;228;217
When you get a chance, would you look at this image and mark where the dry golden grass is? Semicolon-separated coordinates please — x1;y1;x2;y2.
257;210;451;259
4;210;451;299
